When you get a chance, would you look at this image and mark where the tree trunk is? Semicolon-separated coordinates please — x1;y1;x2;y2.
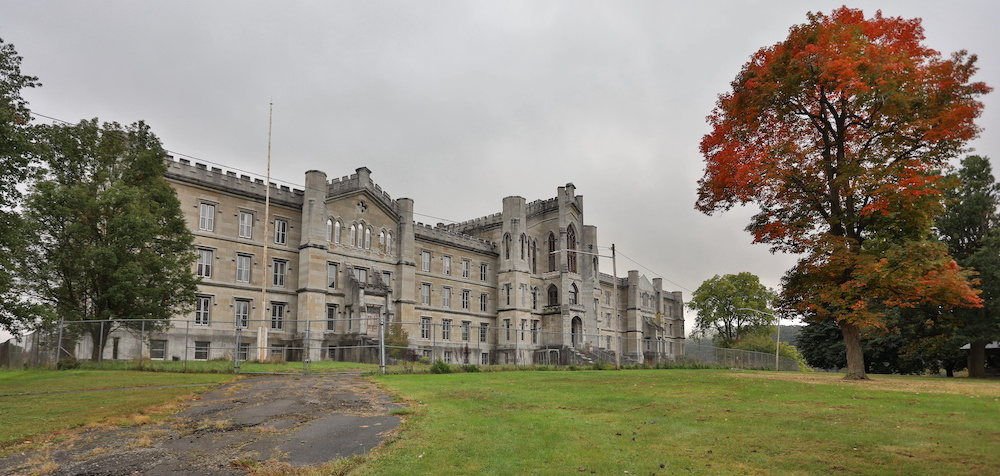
839;321;868;380
967;340;987;378
88;323;112;362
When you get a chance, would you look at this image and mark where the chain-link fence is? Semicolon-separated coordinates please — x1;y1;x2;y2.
3;318;799;372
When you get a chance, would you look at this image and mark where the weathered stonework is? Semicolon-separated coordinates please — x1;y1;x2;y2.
161;157;685;365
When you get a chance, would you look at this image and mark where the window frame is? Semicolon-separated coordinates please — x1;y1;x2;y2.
273;218;288;245
195;295;211;325
199;203;215;231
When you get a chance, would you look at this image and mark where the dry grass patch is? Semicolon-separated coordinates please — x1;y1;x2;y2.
732;371;1000;396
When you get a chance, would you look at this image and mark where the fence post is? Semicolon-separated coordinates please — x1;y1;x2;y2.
183;320;190;372
304;320;311;375
55;317;64;365
138;319;145;371
98;320;105;364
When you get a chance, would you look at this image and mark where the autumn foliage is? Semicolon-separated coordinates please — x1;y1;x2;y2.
696;7;990;378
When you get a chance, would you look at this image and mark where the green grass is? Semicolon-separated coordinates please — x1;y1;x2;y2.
0;370;235;452
364;370;1000;475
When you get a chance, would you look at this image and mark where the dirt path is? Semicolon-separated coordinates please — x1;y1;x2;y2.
0;373;404;475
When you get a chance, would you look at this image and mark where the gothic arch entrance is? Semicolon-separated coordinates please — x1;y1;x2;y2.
571;316;583;348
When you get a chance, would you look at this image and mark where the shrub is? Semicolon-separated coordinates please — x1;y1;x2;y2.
461;364;480;373
430;359;452;374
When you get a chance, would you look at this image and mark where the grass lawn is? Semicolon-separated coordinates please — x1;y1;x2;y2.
0;370;235;453
364;369;1000;475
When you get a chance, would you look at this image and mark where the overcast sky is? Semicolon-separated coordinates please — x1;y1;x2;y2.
2;1;998;341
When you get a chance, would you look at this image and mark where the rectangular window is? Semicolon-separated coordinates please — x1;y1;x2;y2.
442;319;452;340
420;317;431;339
531;320;539;344
272;259;287;287
382;270;392;287
605;291;611;305
199;203;215;231
150;340;167;360
462;321;470;342
480;263;488;282
442;287;452;308
479;323;488;342
237;343;249;361
594;298;599;312
421;283;431;306
462;260;471;279
481;352;489;365
461;290;470;310
195;295;211;325
235;299;250;329
239;211;253;239
346;307;354;332
328;262;338;288
236;254;251;283
480;293;488;312
270;302;285;330
194;341;210;360
197;249;213;278
354;267;368;283
504;284;511;306
520;319;527;341
444;350;453;362
443;255;452;275
503;319;511;340
521;284;528;307
274;218;287;244
326;304;338;331
421;251;431;272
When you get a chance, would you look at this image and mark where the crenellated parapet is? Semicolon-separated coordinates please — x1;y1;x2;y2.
441;212;504;234
415;222;497;254
526;197;559;219
163;156;304;208
326;166;397;214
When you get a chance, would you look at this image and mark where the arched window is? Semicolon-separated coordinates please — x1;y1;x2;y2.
547;233;557;272
547;284;559;306
566;225;577;273
520;234;526;260
349;224;357;247
378;230;385;250
364;227;372;249
568;284;578;305
503;233;511;260
326;219;333;242
334;220;342;244
385;232;393;254
531;287;538;309
531;240;537;274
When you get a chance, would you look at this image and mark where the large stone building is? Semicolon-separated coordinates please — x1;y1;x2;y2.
161;157;684;365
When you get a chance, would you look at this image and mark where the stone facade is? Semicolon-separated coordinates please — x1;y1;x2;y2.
161;157;685;365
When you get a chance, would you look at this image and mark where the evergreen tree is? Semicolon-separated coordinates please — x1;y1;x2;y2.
21;119;198;360
936;155;1000;377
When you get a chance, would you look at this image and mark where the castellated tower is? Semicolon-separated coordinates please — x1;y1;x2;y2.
496;196;533;363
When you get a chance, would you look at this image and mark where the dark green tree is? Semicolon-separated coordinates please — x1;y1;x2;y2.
0;37;44;335
21;119;199;360
935;155;1000;377
687;272;776;347
795;319;928;374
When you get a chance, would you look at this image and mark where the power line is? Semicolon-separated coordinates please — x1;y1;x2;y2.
614;248;694;294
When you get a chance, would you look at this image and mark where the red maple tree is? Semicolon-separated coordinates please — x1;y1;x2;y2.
696;7;990;379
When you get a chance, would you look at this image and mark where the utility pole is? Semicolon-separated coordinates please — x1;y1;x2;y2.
257;102;273;363
612;244;620;370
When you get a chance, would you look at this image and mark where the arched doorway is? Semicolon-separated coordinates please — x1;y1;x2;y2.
571;316;583;348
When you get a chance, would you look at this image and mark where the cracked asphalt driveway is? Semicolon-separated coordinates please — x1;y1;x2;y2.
0;372;404;475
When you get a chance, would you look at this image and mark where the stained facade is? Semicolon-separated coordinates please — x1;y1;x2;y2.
163;158;685;365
